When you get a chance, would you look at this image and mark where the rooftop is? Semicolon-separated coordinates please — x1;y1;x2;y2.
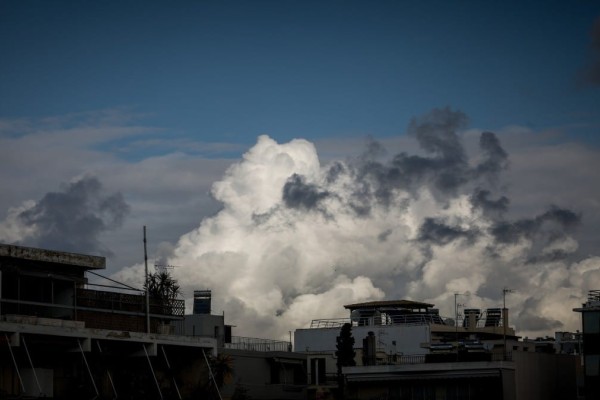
573;289;600;312
0;243;105;270
344;299;434;311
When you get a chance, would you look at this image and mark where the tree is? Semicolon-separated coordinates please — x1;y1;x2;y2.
335;323;356;398
144;270;181;314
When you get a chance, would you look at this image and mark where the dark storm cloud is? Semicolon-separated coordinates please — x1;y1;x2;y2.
517;298;563;332
398;107;470;193
282;173;330;210
18;176;129;255
581;16;600;86
476;132;508;181
325;161;346;184
408;107;468;160
318;108;511;218
470;189;509;216
525;249;571;264
345;107;472;211
490;206;580;245
418;218;477;245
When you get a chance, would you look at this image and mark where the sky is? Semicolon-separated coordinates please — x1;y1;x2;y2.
1;0;600;340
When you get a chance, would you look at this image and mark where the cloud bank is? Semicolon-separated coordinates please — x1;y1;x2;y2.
114;108;600;339
0;176;129;255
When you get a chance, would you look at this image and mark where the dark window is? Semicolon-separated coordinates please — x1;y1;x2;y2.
224;325;232;343
583;312;600;334
585;355;600;377
310;358;326;385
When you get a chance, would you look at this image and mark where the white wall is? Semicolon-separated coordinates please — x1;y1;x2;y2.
295;324;431;356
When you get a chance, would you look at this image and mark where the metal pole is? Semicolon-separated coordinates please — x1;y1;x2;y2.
454;292;469;360
502;288;514;360
5;334;25;392
143;344;163;399
96;341;118;399
22;336;42;396
203;349;223;400
161;346;182;400
78;339;99;397
144;226;150;334
454;293;459;360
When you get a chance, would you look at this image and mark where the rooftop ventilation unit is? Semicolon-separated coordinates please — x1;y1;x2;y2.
485;308;502;327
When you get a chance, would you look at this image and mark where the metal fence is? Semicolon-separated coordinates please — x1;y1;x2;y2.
77;288;185;316
225;336;292;352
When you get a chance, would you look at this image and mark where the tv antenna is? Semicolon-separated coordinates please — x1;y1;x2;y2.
154;263;178;273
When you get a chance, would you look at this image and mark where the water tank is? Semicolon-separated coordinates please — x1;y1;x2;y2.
485;308;502;327
463;308;481;328
193;290;211;314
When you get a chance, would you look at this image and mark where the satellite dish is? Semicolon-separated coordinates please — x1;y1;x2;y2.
445;318;456;327
351;310;361;323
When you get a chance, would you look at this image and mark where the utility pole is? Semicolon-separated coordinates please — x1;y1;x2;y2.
144;226;150;334
503;287;514;360
454;292;469;359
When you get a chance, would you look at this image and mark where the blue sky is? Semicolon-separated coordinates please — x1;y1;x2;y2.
2;0;599;157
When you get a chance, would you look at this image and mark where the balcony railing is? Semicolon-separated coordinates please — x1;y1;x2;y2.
310;318;350;328
225;336;292;352
378;351;511;365
77;288;185;317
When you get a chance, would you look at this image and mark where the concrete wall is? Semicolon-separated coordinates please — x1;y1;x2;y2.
172;314;225;346
220;348;306;400
513;352;580;400
295;324;430;355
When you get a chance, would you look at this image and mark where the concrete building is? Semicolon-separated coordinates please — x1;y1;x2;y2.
173;293;308;400
220;343;307;400
574;289;600;400
0;243;217;399
0;243;309;399
295;299;580;400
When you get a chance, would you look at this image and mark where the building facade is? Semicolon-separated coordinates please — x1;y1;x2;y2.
295;299;580;400
0;243;216;399
574;289;600;400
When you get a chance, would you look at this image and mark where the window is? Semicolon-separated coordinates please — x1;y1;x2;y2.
310;358;326;385
585;355;600;377
583;312;600;334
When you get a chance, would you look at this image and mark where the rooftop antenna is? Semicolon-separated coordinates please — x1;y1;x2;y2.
503;288;515;360
454;292;470;357
154;263;176;273
143;226;150;334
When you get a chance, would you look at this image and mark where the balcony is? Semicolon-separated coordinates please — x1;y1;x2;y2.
225;336;292;352
1;286;184;334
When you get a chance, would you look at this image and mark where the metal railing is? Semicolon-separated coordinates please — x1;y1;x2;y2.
77;288;184;316
310;318;350;328
379;351;511;365
588;290;600;302
308;312;511;329
225;336;291;352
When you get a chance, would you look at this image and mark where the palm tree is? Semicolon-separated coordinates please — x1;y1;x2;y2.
144;270;181;314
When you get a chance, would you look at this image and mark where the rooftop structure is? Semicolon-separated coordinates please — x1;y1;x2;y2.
296;298;580;400
0;243;184;332
573;289;600;400
0;243;215;399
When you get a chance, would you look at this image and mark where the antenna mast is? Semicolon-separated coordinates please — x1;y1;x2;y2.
503;287;515;360
144;226;150;334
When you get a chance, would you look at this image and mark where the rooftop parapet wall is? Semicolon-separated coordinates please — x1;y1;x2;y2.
0;243;105;269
